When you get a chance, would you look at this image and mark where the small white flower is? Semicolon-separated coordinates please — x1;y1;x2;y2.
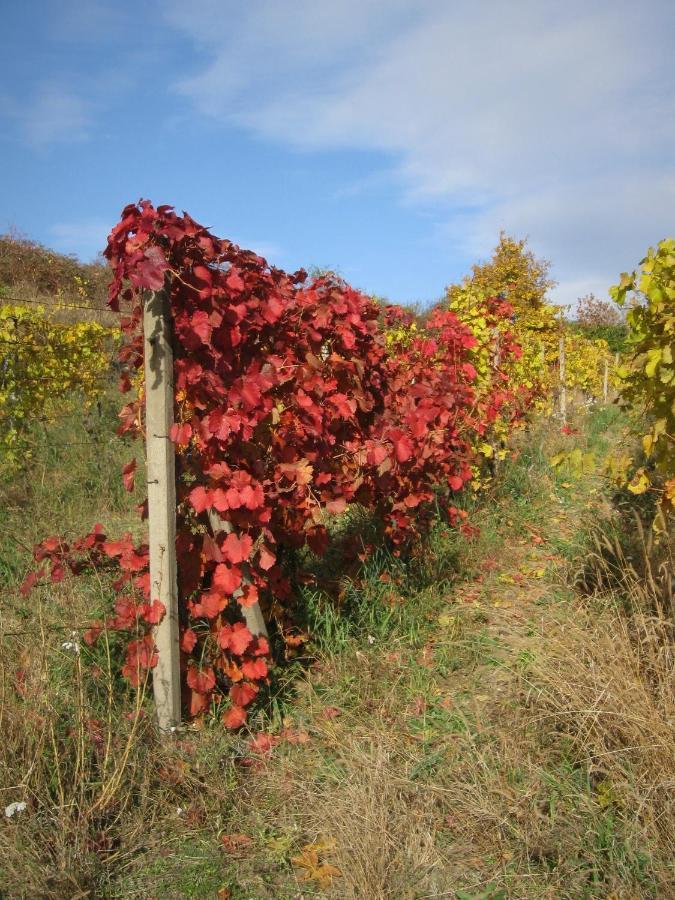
367;635;376;645
176;807;184;816
61;640;80;655
5;801;27;818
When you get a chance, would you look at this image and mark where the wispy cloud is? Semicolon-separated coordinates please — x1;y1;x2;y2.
231;238;284;263
11;84;91;148
165;0;675;302
50;218;111;260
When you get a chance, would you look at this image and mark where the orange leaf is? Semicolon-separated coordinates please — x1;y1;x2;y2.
223;704;247;729
220;833;253;857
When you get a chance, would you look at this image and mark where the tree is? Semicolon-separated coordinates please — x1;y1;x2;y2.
573;293;626;353
448;232;555;315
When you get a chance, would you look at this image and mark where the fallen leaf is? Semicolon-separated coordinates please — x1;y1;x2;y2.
280;727;311;745
220;833;253;857
266;833;294;855
292;839;341;889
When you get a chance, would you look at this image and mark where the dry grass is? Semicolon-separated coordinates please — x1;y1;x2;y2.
527;603;674;876
222;497;675;897
1;404;672;898
0;582;155;896
231;601;673;897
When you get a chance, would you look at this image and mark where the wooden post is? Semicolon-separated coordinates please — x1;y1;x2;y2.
143;287;181;731
206;510;269;639
603;357;609;403
559;333;567;424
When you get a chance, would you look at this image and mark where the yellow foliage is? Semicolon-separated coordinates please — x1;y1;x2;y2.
447;235;622;449
384;320;418;349
0;304;113;469
445;236;562;454
611;238;675;488
564;333;615;397
458;232;555;314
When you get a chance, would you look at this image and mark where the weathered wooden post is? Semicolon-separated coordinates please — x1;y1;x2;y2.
559;333;567;424
207;510;269;639
143;287;181;731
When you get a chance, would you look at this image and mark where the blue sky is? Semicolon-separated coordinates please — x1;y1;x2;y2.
1;0;673;307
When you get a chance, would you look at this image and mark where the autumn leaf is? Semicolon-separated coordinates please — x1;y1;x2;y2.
186;665;216;694
237;583;260;608
218;622;254;655
258;545;276;570
278;458;314;486
222;705;247;729
387;428;414;463
189;485;212;514
291;838;341;889
230;682;258;707
664;479;675;503
180;628;198;653
627;468;650;495
325;497;348;515
221;532;253;564
213;563;242;595
241;657;268;680
122;459;136;492
197;591;226;619
220;833;252;856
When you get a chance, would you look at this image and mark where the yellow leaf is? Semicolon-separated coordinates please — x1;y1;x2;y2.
304;835;337;853
664;479;675;503
292;845;341;889
437;613;460;635
627;469;650;495
266;834;293;855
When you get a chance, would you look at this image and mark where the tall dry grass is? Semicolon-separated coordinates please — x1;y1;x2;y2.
232;525;674;898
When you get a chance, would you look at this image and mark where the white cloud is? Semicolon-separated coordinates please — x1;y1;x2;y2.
230;238;284;263
166;0;675;300
50;219;111;260
16;84;91;148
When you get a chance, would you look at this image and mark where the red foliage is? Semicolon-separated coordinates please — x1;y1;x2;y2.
23;200;527;725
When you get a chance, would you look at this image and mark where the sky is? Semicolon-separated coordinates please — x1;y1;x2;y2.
0;0;673;307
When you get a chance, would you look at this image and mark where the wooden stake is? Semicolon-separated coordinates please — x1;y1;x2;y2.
143;287;181;731
559;333;567;424
207;510;269;639
603;357;609;403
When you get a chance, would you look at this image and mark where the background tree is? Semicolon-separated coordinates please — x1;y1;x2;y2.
448;232;555;315
573;293;626;352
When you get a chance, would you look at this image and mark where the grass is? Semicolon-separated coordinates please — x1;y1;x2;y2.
0;398;673;898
